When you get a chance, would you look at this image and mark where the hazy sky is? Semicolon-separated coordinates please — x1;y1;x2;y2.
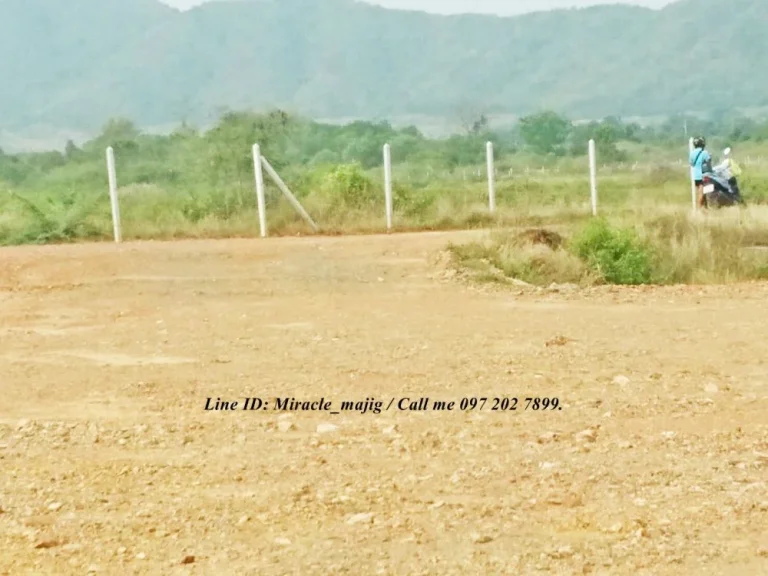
162;0;675;15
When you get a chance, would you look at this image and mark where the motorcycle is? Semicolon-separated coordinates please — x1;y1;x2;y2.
701;158;744;208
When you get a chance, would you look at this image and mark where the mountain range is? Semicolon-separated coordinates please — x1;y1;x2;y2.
1;0;765;146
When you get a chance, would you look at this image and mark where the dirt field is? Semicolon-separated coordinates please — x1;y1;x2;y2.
1;230;767;576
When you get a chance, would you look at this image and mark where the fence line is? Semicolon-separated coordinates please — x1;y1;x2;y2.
102;139;603;238
105;137;756;238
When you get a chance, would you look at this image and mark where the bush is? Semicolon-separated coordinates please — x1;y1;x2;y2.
393;184;435;219
320;163;379;209
569;218;653;285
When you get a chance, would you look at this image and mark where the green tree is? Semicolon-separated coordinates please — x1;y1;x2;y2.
519;112;571;156
569;119;627;162
203;109;295;186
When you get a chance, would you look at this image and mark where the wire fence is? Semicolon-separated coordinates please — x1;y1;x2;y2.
96;140;767;244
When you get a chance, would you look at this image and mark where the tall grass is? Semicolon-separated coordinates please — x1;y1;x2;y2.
3;151;768;292
447;207;768;286
2;163;763;242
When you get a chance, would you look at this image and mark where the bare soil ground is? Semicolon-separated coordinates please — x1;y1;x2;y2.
1;230;767;576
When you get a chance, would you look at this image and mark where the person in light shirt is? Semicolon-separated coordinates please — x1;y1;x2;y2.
689;136;711;208
718;147;742;177
715;146;742;197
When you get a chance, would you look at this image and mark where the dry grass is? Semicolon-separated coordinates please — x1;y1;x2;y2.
4;159;768;292
448;206;768;287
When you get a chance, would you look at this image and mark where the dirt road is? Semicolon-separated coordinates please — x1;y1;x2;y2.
1;230;767;575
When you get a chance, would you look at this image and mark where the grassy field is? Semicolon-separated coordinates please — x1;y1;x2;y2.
447;208;768;287
3;118;768;287
3;154;768;237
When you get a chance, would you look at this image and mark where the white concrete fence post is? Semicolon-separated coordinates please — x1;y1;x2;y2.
588;139;598;216
486;141;496;213
252;144;267;238
383;144;393;231
106;146;122;243
688;137;697;211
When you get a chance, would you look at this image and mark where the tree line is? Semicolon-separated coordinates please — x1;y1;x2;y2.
2;109;768;189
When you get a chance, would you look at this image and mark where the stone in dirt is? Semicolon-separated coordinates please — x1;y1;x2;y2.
537;432;559;443
546;335;571;347
550;545;574;559
470;533;493;544
575;427;599;443
277;421;295;432
547;282;580;294
346;513;373;525
181;555;195;564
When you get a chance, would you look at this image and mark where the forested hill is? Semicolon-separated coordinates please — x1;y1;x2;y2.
1;0;766;133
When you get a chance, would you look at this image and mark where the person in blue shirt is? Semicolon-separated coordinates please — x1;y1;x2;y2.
689;136;712;208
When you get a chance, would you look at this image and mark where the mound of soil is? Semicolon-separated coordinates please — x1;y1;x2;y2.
517;228;565;250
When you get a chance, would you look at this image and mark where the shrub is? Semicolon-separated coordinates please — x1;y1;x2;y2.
569;218;653;285
393;184;435;219
448;212;768;289
320;163;379;209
